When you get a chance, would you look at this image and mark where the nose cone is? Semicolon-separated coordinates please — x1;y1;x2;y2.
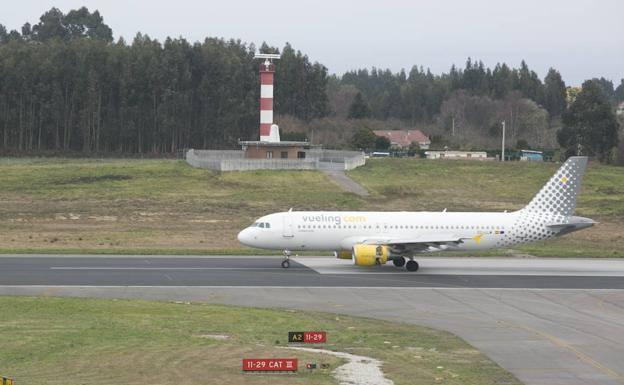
237;228;253;246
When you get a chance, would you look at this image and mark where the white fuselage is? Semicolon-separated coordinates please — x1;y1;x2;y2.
238;210;529;253
237;157;595;257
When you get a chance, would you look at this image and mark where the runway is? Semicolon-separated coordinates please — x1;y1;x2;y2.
0;255;624;288
2;254;624;385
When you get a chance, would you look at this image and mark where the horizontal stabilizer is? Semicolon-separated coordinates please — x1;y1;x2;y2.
546;216;596;235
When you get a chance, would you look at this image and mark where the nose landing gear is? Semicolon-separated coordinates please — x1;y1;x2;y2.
281;250;291;269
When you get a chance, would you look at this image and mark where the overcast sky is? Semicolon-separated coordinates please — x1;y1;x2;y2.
3;0;623;86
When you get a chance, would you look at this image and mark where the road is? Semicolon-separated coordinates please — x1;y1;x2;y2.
1;254;624;385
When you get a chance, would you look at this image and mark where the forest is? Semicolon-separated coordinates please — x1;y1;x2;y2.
0;7;622;158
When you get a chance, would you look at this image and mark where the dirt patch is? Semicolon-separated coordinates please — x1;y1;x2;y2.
194;334;230;340
61;174;132;184
284;346;393;385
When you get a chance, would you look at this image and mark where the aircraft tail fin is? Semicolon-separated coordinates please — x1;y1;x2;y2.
523;156;588;216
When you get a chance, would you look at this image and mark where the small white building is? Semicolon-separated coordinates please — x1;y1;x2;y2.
424;150;489;160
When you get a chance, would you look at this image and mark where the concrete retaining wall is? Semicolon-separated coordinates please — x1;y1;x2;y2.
186;149;365;171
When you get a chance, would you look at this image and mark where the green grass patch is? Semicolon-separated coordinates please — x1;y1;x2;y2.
0;296;520;385
0;157;622;257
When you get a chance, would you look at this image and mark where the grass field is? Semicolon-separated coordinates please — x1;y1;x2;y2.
0;157;622;257
0;296;520;385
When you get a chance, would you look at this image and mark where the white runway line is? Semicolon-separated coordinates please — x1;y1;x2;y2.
49;267;306;271
295;257;624;276
1;285;621;291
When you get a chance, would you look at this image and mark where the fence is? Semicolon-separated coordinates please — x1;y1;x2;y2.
185;149;365;171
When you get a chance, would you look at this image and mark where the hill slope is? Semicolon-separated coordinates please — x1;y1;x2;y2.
0;158;621;257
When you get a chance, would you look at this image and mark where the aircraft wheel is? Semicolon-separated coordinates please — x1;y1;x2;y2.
393;256;406;267
406;260;419;272
281;259;291;269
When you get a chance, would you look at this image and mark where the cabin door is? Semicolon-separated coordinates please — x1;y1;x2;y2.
282;213;294;238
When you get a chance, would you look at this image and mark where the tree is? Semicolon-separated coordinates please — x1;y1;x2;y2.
29;7;113;42
558;80;619;162
350;127;376;150
543;68;567;117
588;77;615;103
32;7;68;41
347;92;371;119
0;24;7;43
517;60;544;105
374;135;391;150
614;79;624;103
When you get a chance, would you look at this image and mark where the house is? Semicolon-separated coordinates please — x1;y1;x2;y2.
372;129;430;150
424;150;489;160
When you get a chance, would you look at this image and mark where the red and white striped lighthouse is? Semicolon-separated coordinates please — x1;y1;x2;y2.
255;53;281;142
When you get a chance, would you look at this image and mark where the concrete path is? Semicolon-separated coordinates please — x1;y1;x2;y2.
323;170;369;196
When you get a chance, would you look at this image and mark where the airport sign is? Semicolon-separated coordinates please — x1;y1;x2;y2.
242;358;298;372
288;331;327;343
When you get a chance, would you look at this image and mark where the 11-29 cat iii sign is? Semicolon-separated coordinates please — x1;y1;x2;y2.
242;358;298;372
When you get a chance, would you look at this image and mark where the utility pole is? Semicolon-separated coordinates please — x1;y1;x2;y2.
501;120;506;162
452;117;455;137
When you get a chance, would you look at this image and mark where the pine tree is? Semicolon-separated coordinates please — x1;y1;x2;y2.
615;79;624;103
558;80;619;162
543;68;567;117
347;92;371;119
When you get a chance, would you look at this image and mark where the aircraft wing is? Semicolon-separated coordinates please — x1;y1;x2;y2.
342;234;465;253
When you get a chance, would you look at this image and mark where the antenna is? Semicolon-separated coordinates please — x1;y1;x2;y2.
255;53;281;70
254;53;281;60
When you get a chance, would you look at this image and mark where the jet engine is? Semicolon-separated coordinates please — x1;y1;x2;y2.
352;244;389;266
334;250;353;260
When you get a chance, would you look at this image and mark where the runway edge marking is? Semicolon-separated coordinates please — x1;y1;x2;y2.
0;285;623;291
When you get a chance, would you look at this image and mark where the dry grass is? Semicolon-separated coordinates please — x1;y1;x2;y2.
0;157;622;256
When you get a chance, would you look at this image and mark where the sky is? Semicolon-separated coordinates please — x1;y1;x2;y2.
3;0;623;86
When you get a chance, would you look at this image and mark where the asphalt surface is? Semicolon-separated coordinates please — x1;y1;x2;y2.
2;254;624;385
1;255;624;288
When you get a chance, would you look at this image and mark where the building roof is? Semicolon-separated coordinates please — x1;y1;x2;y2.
372;130;430;147
425;150;487;155
239;140;311;147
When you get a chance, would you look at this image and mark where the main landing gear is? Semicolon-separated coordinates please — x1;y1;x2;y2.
281;250;291;269
392;256;406;267
406;260;419;272
393;256;419;272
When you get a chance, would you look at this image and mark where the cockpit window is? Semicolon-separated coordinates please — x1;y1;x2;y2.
259;223;265;228
265;223;271;228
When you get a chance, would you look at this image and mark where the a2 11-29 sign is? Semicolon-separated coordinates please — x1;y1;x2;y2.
288;331;327;343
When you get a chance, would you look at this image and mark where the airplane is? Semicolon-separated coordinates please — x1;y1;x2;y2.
237;156;596;272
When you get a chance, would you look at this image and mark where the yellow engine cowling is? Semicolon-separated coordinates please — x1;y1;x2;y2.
352;244;389;266
334;250;353;260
